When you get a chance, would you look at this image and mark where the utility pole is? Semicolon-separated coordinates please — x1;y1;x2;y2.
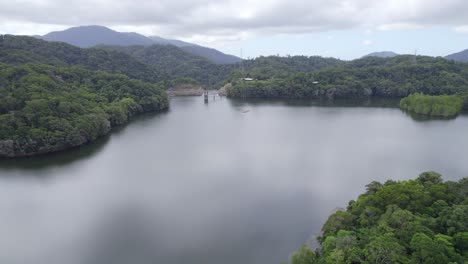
240;48;244;76
412;49;418;64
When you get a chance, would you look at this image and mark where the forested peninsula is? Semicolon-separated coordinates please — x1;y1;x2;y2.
0;35;169;158
0;63;168;157
289;172;468;264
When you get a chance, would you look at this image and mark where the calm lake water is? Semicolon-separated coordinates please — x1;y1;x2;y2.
1;97;467;264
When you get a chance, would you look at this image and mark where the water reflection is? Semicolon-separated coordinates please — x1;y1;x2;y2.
0;97;467;264
401;109;464;122
228;97;401;108
0;111;169;172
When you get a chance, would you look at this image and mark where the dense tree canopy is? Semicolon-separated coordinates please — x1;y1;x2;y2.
0;63;168;157
231;55;342;81
227;56;468;99
98;47;344;88
0;35;167;84
98;45;233;88
7;35;468;100
0;35;172;158
288;172;468;264
400;93;465;118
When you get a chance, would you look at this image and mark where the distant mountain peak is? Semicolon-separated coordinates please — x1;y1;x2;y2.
445;49;468;62
364;51;399;58
39;25;240;64
41;25;154;48
72;25;109;30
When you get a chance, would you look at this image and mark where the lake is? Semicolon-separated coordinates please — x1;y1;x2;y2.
0;96;467;264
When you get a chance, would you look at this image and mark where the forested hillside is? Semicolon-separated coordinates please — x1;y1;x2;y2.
232;55;343;80
227;56;468;99
96;47;344;87
99;45;234;87
0;63;168;157
0;35;167;84
289;172;468;264
180;45;241;64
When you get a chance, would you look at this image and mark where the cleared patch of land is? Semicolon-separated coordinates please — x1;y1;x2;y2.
167;84;205;96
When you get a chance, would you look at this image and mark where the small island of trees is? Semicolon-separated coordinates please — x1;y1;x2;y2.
400;93;465;118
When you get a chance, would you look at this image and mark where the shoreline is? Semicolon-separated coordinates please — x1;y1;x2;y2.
0;107;170;159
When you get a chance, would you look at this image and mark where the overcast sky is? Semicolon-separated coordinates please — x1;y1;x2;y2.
1;0;468;59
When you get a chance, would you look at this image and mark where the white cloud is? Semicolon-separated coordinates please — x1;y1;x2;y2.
378;23;423;31
0;22;67;36
363;39;373;46
183;31;251;46
454;25;468;33
1;0;468;43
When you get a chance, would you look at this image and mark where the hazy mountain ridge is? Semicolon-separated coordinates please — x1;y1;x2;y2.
39;25;240;64
41;25;154;47
365;50;468;62
364;51;399;58
38;26;468;64
148;36;194;47
445;49;468;62
148;36;240;64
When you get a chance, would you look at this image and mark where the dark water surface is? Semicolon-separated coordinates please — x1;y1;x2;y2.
1;97;467;264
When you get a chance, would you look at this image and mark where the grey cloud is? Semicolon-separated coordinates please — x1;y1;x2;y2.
2;0;468;38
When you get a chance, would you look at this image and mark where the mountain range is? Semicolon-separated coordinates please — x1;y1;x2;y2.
37;25;468;64
364;50;468;63
38;25;241;64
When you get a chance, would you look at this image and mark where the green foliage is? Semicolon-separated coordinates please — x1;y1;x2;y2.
290;245;318;264
98;45;233;88
98;47;343;88
0;35;166;84
227;56;468;100
172;77;199;86
0;63;168;157
410;233;460;264
365;233;408;264
289;173;468;264
236;55;342;81
320;211;354;240
417;171;443;186
453;232;468;254
400;93;464;117
438;205;468;235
